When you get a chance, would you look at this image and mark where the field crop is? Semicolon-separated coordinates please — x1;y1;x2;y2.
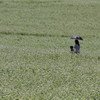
0;0;100;100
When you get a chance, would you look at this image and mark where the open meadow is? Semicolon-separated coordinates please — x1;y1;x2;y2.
0;0;100;100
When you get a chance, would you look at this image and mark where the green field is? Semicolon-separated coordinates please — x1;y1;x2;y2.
0;0;100;100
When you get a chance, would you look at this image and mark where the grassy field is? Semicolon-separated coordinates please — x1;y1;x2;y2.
0;0;100;100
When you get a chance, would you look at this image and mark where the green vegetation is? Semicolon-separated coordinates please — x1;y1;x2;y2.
0;0;100;100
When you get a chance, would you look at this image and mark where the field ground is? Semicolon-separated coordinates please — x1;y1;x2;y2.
0;0;100;100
